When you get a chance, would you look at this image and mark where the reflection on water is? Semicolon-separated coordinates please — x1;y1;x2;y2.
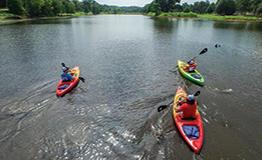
152;17;175;33
0;15;262;160
213;21;262;31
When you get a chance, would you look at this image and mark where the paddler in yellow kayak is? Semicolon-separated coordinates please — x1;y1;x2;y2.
184;59;198;73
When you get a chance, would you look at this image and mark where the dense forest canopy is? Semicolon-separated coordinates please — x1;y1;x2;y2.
0;0;6;8
144;0;262;16
3;0;143;17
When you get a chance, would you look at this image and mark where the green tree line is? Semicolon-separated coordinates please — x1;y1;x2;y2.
100;5;143;14
5;0;262;17
144;0;262;16
0;0;7;8
5;0;143;17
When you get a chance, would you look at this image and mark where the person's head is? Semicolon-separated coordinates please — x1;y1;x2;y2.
62;67;68;73
188;60;195;65
187;94;195;104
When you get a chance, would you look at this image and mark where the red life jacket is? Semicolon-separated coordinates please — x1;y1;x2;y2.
188;63;197;71
177;101;197;119
190;63;197;69
184;63;197;72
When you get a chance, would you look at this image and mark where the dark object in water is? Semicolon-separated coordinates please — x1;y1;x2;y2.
215;44;221;48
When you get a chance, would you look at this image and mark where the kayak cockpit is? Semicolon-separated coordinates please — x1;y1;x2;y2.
182;125;200;139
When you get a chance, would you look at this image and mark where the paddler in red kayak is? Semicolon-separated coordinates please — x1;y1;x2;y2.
176;94;197;119
61;66;73;82
184;59;197;73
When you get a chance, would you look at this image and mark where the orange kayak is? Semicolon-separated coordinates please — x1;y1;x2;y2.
56;66;80;97
172;87;204;153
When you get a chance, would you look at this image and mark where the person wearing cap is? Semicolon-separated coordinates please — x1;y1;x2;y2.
185;59;197;73
176;94;197;119
61;66;73;82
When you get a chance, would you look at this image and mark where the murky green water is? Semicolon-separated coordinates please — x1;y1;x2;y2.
0;15;262;160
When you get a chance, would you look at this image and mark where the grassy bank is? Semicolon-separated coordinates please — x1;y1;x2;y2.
159;12;198;18
0;9;24;25
198;14;260;21
59;12;92;17
0;9;19;19
0;9;91;25
148;12;262;22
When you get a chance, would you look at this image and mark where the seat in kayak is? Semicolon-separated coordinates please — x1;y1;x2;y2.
182;125;200;139
58;84;69;90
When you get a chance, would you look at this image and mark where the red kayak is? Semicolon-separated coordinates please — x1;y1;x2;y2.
56;66;80;97
172;87;204;154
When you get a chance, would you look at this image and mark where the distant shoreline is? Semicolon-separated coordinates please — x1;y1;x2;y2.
0;12;91;25
147;12;262;22
2;12;261;25
0;13;147;25
0;16;76;25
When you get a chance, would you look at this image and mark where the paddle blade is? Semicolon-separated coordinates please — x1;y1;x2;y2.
157;105;168;112
61;63;70;71
79;77;85;83
199;48;208;55
194;91;201;97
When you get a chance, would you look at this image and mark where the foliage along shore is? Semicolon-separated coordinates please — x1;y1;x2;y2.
0;9;90;25
147;12;262;22
144;0;262;22
0;0;142;18
0;0;142;25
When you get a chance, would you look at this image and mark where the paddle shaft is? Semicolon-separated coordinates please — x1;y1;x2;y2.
171;48;208;72
188;48;208;63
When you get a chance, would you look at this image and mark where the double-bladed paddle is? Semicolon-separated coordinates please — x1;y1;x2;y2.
169;48;208;73
187;48;208;63
157;90;200;112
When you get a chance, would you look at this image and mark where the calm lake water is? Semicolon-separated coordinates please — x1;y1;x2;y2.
0;15;262;160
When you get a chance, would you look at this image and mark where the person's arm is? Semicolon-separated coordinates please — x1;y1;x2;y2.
65;66;70;70
183;66;189;71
